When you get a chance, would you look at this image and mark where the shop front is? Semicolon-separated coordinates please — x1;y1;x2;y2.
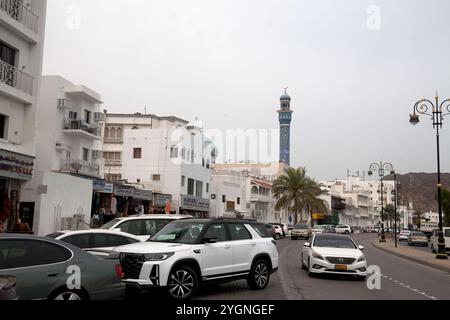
0;149;34;233
112;185;134;218
152;194;173;214
180;195;210;218
92;179;114;225
131;189;153;215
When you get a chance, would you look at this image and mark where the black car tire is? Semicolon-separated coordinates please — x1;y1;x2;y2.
49;288;87;301
167;266;199;300
247;260;270;290
123;287;141;300
301;253;307;270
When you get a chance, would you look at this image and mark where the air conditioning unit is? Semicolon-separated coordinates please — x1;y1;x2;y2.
94;112;105;122
57;99;70;109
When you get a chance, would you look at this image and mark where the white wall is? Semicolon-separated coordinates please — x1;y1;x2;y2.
21;171;93;236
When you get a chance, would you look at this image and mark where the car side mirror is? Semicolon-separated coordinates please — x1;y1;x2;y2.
202;238;218;244
358;245;365;251
304;242;311;248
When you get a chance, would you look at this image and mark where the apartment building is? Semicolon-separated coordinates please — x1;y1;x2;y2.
0;0;47;231
103;113;216;217
20;75;104;236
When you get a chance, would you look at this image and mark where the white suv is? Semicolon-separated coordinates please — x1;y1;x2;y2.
335;225;352;234
116;218;279;300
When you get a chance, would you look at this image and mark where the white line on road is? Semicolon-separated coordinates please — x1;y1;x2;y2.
373;272;438;300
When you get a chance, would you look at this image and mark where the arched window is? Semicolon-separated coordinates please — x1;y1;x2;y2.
117;127;123;139
104;128;110;139
251;186;259;195
110;128;116;139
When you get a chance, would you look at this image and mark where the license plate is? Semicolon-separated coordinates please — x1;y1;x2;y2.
335;265;347;271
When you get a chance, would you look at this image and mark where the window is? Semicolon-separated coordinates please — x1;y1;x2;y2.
196;181;203;198
204;224;227;242
0;41;16;66
170;146;178;159
228;224;252;241
191;151;194;163
143;219;172;236
237;197;241;205
152;174;161;182
206;183;209;193
82;148;89;161
117;220;145;236
187;178;195;196
63;234;91;249
0;239;70;270
181;176;186;187
92;234;138;248
104;127;110;139
251;224;272;238
0;114;7;139
110;127;116;139
133;148;142;159
116;127;123;139
84;110;91;124
222;195;226;203
182;148;186;159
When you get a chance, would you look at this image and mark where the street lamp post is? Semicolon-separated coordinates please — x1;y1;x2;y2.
368;161;395;243
410;92;449;260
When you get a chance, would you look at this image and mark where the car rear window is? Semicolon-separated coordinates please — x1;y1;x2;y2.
251;224;272;238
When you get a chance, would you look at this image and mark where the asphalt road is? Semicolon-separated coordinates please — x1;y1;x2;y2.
135;234;450;300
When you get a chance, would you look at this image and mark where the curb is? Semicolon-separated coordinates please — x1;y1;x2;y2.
371;240;450;274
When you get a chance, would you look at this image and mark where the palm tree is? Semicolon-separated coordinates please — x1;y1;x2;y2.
272;167;329;225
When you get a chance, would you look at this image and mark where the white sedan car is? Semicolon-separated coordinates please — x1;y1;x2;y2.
399;230;412;241
47;229;143;251
301;234;367;280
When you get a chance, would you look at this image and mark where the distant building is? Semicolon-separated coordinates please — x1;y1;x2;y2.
0;0;47;231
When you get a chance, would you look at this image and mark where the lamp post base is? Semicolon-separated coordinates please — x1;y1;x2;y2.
436;253;448;260
379;233;386;243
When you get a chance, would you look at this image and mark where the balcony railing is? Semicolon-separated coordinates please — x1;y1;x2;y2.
0;59;33;95
250;193;273;203
0;0;39;33
60;158;100;178
63;119;101;138
105;160;122;166
103;138;123;144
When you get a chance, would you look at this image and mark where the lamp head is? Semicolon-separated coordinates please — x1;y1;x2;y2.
410;113;420;126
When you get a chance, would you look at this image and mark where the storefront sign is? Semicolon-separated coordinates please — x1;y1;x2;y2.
155;194;172;207
312;213;325;220
133;189;153;201
93;180;114;194
0;149;34;181
181;195;210;212
114;185;134;197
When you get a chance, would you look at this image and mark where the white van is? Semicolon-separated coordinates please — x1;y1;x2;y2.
430;228;450;253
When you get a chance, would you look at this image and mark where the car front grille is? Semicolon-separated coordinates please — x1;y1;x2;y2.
326;257;356;265
120;253;145;279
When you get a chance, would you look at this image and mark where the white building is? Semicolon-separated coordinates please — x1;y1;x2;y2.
210;169;276;223
0;0;47;231
104;113;216;217
20;75;104;236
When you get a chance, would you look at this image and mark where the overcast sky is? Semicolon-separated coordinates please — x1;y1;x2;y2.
42;0;450;181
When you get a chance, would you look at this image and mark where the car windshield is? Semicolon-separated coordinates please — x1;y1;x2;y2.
313;235;357;249
100;219;122;229
149;220;207;244
294;224;308;229
412;232;426;237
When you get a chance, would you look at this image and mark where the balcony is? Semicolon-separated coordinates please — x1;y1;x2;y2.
105;160;122;167
63;119;101;140
103;138;123;144
250;193;273;203
60;158;100;178
0;59;34;102
0;0;38;32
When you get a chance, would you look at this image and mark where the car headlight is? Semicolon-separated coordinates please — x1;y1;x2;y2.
312;251;324;261
143;252;175;261
357;255;366;262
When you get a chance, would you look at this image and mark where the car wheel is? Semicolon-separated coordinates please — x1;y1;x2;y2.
345;231;349;234
247;260;270;290
307;258;314;277
167;266;198;300
49;288;87;301
275;234;281;240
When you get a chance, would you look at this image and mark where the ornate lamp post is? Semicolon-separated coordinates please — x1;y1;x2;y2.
410;92;449;260
368;161;395;243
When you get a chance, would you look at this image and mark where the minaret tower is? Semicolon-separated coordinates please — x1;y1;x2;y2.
278;89;293;166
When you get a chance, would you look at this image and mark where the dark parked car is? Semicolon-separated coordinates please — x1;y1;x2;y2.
0;276;17;300
0;234;125;300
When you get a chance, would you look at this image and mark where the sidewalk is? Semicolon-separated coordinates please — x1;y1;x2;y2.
371;239;450;273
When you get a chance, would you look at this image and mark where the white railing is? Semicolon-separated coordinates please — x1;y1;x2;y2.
0;59;33;95
0;0;39;33
60;158;100;178
63;119;101;138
